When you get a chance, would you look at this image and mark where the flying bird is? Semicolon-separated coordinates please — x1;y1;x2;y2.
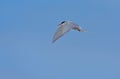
52;21;85;43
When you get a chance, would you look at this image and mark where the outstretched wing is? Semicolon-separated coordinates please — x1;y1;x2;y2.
52;25;72;43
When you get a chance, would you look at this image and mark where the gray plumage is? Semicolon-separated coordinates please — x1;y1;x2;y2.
52;21;85;43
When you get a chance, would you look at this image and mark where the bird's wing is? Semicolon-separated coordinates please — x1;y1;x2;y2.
52;25;72;43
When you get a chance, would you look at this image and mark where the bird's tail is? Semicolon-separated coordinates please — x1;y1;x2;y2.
80;29;87;32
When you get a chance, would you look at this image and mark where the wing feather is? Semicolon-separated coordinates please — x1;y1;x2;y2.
52;25;72;43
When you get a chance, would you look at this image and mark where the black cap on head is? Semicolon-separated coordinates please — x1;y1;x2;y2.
60;21;66;24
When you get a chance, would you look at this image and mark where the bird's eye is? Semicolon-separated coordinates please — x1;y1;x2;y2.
60;21;66;24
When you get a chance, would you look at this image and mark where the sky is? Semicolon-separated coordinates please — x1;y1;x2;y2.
0;0;120;79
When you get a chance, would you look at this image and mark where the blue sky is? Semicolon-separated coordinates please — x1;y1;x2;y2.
0;0;120;79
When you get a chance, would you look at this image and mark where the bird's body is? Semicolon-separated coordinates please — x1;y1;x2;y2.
52;21;85;43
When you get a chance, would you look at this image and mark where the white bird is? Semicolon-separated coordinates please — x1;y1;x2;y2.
52;21;85;43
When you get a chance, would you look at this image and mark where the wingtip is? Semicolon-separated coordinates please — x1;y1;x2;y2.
52;41;54;44
52;40;56;44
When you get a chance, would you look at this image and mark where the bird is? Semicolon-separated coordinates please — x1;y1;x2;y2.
52;20;85;43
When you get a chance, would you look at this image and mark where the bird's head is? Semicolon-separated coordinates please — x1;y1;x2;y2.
58;21;66;25
59;20;72;25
